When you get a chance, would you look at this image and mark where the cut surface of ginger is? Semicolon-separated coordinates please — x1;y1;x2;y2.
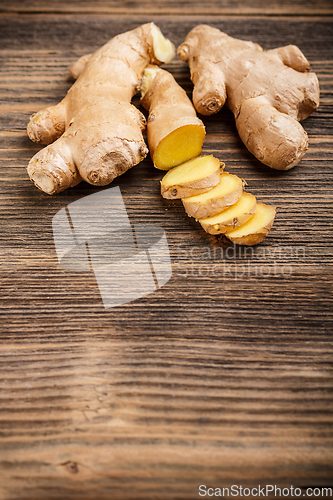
199;191;257;235
140;65;159;98
153;124;206;170
226;202;276;246
151;23;176;63
182;172;243;219
161;155;221;199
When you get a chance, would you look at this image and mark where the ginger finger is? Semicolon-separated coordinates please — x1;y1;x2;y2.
140;65;205;170
27;136;81;194
27;102;66;145
236;96;308;170
69;53;92;79
275;45;310;72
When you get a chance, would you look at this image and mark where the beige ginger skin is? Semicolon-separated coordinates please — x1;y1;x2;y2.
27;23;175;194
140;66;205;170
178;25;320;170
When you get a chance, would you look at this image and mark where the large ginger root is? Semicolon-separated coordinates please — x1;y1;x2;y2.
178;25;320;170
27;23;175;194
140;65;205;170
160;155;276;245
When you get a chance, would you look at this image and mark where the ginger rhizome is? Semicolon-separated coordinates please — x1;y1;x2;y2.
177;25;320;171
140;65;205;170
27;23;175;194
160;155;276;246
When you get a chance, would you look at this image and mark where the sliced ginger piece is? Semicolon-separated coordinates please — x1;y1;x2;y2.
160;155;221;199
199;191;257;235
141;66;205;170
182;172;243;219
226;202;276;246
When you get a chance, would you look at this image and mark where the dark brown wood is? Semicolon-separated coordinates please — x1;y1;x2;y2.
0;4;332;500
1;0;333;15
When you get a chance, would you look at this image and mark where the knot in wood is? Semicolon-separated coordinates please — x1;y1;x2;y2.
61;460;79;474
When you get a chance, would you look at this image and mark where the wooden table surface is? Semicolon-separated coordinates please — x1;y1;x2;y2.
0;1;332;499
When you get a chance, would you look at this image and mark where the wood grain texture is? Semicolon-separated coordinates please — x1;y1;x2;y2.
0;4;333;500
1;0;333;15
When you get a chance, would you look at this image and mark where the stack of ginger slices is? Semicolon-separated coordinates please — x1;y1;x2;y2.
160;155;276;246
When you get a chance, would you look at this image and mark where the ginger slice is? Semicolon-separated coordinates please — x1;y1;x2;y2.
140;66;205;170
199;191;257;235
160;155;221;199
226;202;276;246
182;172;243;219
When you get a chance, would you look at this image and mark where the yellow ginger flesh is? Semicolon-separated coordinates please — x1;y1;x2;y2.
160;155;221;199
153;124;206;170
225;202;276;246
182;172;243;219
140;65;205;170
160;151;275;245
150;24;175;63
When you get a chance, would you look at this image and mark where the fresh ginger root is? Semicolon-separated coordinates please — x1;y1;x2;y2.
178;25;320;170
161;155;276;245
140;65;205;170
27;23;175;194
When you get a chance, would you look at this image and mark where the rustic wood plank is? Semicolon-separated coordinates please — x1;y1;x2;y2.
0;9;332;500
1;0;333;15
0;336;333;499
1;14;333;56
